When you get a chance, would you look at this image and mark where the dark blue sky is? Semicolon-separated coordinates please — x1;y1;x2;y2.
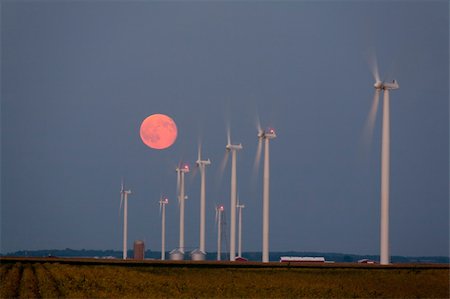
1;1;448;257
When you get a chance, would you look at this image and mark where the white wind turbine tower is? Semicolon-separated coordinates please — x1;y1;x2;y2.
176;164;190;255
159;197;169;260
254;124;276;263
225;128;242;261
120;180;131;260
370;63;399;265
236;198;245;258
215;205;225;261
196;144;211;258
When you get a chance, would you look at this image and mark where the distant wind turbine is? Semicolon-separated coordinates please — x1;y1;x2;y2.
224;127;242;261
369;59;399;265
176;163;190;255
120;179;131;260
215;205;225;261
254;121;277;263
236;198;245;258
159;197;169;260
196;143;211;259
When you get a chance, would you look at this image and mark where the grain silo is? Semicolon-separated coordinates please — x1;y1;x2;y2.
133;240;145;260
169;248;184;260
190;249;206;261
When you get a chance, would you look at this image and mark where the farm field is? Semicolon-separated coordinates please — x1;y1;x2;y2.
1;258;448;298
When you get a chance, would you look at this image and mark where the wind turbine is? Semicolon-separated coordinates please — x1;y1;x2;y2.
225;128;242;261
370;64;399;265
120;179;131;260
159;197;169;260
215;205;225;261
236;198;245;258
176;163;189;254
196;144;211;258
254;124;277;263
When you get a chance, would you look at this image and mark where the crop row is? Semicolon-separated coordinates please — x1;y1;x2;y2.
0;262;62;298
1;262;449;298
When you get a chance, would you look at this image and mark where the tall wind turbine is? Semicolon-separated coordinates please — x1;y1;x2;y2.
367;56;399;265
372;75;399;265
120;180;131;260
159;197;169;260
225;128;242;261
196;144;211;257
215;205;225;261
176;163;190;254
236;198;245;258
255;126;276;263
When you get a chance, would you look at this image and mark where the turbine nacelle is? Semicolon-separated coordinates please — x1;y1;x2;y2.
382;80;399;90
159;198;169;205
196;159;211;166
263;128;276;139
258;128;276;139
226;143;243;151
374;80;399;90
257;128;276;138
176;163;190;173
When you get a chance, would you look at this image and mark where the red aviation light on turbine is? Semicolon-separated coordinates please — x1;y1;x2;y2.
176;162;190;173
219;205;224;211
182;163;190;172
264;128;276;139
159;197;169;205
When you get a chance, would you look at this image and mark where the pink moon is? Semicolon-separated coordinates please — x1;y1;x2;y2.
140;114;178;150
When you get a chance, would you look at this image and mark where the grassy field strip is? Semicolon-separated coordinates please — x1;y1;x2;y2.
1;257;448;269
1;260;449;298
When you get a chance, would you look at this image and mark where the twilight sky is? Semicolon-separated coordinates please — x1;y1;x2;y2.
1;0;448;257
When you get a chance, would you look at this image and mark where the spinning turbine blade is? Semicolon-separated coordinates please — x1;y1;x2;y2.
368;49;381;83
119;180;124;218
217;151;229;183
189;164;199;182
176;170;181;203
251;118;264;188
362;88;381;150
216;126;231;184
255;113;262;133
215;206;218;226
119;194;123;218
253;136;263;178
371;60;380;83
253;113;264;177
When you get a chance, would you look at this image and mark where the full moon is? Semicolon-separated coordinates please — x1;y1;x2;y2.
140;114;178;150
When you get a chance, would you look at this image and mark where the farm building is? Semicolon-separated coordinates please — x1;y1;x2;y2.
279;256;325;263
